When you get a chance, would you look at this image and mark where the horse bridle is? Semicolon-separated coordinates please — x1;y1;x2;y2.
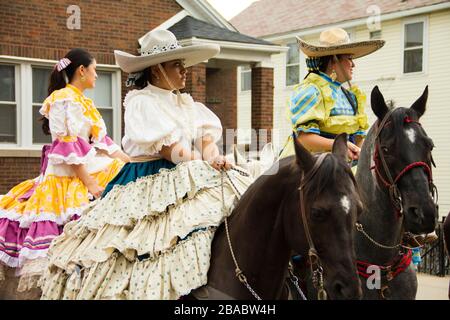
298;152;360;300
357;109;439;250
298;152;329;300
372;109;438;217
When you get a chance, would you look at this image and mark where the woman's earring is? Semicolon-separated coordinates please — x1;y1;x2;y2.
331;69;337;81
81;75;86;82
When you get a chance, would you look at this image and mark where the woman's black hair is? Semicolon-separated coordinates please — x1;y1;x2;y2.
41;48;94;135
133;67;152;89
304;55;335;79
132;62;169;89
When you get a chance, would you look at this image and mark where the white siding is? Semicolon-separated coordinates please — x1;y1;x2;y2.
354;12;450;218
236;66;252;144
236;9;450;217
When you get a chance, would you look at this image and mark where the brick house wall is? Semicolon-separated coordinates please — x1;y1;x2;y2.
184;64;238;152
184;63;206;104
0;0;182;193
0;158;42;192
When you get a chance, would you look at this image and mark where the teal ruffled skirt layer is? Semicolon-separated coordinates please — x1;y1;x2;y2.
102;159;176;197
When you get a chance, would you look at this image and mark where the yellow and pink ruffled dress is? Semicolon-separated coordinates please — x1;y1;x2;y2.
0;84;124;290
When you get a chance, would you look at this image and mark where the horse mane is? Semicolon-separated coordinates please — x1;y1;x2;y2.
304;154;355;201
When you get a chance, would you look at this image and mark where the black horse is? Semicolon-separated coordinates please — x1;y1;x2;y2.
354;86;438;299
197;134;363;300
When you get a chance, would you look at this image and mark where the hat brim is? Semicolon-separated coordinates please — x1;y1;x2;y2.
114;44;220;73
296;37;385;59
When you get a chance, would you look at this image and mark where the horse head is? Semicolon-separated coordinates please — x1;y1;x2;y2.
286;134;363;299
370;86;437;235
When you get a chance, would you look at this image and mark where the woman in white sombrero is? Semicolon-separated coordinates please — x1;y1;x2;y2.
279;28;385;162
39;30;253;299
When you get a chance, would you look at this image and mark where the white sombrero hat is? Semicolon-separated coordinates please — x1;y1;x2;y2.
297;28;385;59
114;29;220;73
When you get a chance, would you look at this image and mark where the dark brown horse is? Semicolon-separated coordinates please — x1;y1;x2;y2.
444;213;450;299
197;134;363;300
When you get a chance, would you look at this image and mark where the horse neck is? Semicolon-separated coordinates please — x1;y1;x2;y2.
211;170;296;299
355;126;404;263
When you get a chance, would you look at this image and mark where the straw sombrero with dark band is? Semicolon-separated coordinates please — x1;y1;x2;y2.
297;28;385;59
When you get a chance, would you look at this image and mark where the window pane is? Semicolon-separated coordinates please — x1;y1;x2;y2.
287;43;299;64
404;48;423;73
286;65;299;86
0;104;16;143
85;72;112;107
32;105;52;144
370;30;382;40
32;67;52;103
98;108;113;137
0;65;15;102
241;71;251;91
405;22;423;48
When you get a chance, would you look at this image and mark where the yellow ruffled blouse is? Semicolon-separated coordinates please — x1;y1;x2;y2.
279;72;369;158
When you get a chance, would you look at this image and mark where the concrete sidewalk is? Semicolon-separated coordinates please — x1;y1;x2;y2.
416;273;449;300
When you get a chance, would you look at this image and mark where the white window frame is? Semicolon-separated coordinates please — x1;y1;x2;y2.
0;62;20;145
285;41;301;88
239;65;252;92
401;16;428;76
0;56;122;152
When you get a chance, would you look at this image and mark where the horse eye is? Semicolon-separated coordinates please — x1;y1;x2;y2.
381;146;389;153
310;208;327;222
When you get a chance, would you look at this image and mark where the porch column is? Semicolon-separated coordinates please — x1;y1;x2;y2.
251;65;274;148
206;67;238;151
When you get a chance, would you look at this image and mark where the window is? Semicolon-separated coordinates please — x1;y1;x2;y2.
403;21;425;73
32;66;52;144
0;64;17;144
240;66;251;91
0;57;121;150
370;30;382;40
286;42;300;86
85;72;114;136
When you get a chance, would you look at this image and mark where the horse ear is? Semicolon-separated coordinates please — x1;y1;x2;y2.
371;86;389;120
410;86;428;118
332;133;348;162
293;134;314;172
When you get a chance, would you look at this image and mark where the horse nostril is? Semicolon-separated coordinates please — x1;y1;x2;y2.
333;280;345;298
407;207;424;220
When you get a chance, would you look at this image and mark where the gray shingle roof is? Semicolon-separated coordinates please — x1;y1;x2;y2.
168;16;274;46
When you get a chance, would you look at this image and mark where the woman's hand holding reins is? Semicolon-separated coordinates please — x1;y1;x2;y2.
210;155;232;171
347;141;361;161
